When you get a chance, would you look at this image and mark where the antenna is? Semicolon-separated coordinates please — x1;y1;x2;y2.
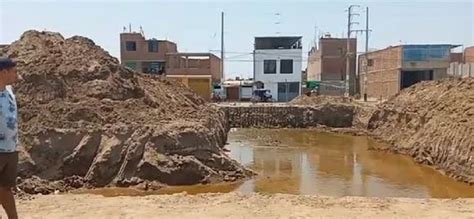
129;23;131;33
221;11;225;82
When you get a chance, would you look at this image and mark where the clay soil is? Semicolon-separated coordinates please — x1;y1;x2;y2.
4;193;473;218
1;30;251;194
368;78;474;184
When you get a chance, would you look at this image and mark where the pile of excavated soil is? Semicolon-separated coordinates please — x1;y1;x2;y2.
290;95;353;105
368;78;474;184
2;30;251;194
289;95;376;130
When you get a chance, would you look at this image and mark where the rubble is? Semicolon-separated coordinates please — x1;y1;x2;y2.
368;78;474;184
3;30;251;193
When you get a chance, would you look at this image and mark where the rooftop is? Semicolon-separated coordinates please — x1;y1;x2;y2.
120;32;176;44
360;44;461;56
255;36;303;50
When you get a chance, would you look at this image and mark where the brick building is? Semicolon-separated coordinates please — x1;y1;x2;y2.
165;53;222;100
306;37;357;95
120;32;222;100
359;44;459;99
120;32;177;73
464;46;474;63
165;52;222;83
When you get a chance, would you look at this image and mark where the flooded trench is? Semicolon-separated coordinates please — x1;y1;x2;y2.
85;129;474;198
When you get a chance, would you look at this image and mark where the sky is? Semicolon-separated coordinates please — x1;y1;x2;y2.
1;0;473;79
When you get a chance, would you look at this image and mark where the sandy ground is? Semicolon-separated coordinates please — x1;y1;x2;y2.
3;193;473;219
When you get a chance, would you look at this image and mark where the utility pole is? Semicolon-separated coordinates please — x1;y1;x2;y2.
345;5;360;97
363;7;369;102
221;12;225;81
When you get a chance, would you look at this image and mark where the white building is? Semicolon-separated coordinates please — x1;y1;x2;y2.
253;36;303;102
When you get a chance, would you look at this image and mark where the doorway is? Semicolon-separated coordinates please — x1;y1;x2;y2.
400;70;433;89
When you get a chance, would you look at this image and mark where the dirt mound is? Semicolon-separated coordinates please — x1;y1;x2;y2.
368;78;474;184
290;95;353;105
289;95;375;130
3;30;251;193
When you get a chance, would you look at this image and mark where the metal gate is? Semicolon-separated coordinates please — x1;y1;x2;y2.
277;82;299;102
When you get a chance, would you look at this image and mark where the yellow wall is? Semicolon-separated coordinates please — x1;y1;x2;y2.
168;76;212;101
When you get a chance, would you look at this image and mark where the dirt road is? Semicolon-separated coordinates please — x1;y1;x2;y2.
5;193;473;218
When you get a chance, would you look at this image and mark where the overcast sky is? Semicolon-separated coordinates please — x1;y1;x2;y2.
1;0;473;79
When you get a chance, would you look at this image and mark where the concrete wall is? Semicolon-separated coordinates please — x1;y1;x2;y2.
254;49;303;100
221;105;355;128
319;81;346;96
401;60;451;70
359;46;403;99
448;62;474;78
433;68;448;80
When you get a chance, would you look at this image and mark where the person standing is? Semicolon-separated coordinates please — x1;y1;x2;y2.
0;58;19;219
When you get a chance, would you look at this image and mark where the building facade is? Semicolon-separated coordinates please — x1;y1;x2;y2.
120;32;222;101
359;44;458;99
120;32;177;73
307;37;357;96
253;36;303;102
165;52;222;83
447;46;474;78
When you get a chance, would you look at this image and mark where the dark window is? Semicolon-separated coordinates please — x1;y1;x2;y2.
142;62;165;74
289;82;299;93
280;59;293;74
126;41;136;51
264;60;276;74
367;59;374;66
148;41;159;52
124;62;137;70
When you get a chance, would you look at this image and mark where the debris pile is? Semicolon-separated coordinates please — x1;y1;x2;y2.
368;78;474;184
290;95;353;105
3;30;251;193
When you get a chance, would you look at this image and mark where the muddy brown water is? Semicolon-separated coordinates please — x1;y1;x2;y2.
82;129;474;198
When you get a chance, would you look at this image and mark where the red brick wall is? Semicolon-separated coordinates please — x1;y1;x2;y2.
465;46;474;63
320;38;357;82
166;53;222;83
359;46;403;99
120;33;177;62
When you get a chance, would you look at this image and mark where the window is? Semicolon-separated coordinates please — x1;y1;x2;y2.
124;62;137;70
289;82;299;93
148;41;159;52
125;41;136;51
367;59;374;66
280;59;293;74
142;62;165;74
264;60;276;74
